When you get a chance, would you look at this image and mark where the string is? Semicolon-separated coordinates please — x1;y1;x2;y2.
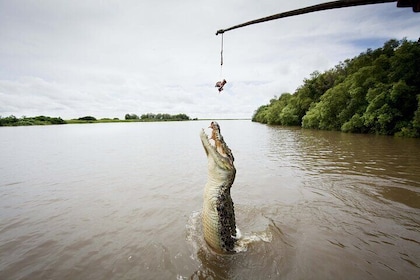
221;33;224;66
220;33;224;78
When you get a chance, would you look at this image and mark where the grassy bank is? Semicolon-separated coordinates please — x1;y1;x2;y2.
0;115;194;127
65;118;194;124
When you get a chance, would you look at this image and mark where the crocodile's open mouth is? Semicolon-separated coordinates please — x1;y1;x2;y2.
204;121;234;166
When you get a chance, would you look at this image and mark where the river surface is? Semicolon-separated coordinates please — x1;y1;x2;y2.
0;120;419;279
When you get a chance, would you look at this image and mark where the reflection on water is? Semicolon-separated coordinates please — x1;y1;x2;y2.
0;121;419;279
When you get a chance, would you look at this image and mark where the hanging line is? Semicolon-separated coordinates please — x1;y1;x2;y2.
220;33;224;78
215;32;227;93
220;33;224;66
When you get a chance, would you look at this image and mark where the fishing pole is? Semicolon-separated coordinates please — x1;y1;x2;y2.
216;0;418;35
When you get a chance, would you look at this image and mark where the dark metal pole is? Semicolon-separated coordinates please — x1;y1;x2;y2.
216;0;398;35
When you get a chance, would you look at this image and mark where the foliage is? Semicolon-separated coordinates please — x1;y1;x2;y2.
0;113;191;127
125;113;139;120
0;115;66;126
139;113;190;121
252;39;420;137
78;116;97;121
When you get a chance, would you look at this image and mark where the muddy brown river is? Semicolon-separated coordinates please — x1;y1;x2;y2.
0;120;419;279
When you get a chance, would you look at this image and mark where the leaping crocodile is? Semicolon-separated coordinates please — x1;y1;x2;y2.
200;121;237;253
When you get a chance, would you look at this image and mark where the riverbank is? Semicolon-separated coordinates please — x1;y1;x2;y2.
0;116;194;126
0;115;250;127
252;39;420;138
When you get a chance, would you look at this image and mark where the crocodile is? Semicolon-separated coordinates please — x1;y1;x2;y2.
200;121;237;253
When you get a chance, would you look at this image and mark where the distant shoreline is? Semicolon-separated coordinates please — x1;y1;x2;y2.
65;118;252;125
0;115;251;127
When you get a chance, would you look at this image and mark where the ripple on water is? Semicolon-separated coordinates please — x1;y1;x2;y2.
0;121;419;279
184;206;297;279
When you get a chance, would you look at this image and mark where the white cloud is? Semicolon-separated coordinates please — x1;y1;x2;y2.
0;0;419;119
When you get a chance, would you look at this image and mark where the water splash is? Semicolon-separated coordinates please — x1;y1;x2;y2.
234;229;272;253
186;209;273;255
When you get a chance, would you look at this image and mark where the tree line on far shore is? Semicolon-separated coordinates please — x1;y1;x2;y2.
125;113;191;121
0;113;191;126
252;39;420;137
0;115;66;126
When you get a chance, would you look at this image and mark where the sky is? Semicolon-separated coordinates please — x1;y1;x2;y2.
0;1;419;120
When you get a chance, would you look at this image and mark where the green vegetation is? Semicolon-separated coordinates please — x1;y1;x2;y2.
0;115;66;126
140;113;190;121
125;113;139;120
252;39;420;137
78;116;97;121
1;113;191;126
69;113;191;123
